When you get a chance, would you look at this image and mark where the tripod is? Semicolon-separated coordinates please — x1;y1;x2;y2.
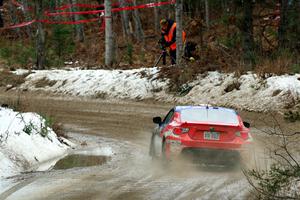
153;49;176;68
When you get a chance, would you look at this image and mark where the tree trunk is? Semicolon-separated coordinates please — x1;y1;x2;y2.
242;0;254;64
21;0;32;38
0;0;3;28
291;1;300;50
195;1;201;17
132;0;144;43
278;0;288;48
54;0;62;20
69;0;84;42
35;0;46;69
205;0;209;30
9;1;20;36
105;0;115;67
176;0;183;67
154;6;160;33
96;0;105;32
119;0;132;40
0;12;2;28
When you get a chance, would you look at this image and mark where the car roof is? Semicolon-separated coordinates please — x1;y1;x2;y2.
174;106;238;115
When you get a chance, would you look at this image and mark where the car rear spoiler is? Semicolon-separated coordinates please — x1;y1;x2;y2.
181;121;240;128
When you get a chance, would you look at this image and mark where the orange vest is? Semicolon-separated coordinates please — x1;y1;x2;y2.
164;23;186;51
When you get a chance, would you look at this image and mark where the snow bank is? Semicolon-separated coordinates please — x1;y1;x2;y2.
20;68;166;100
0;108;70;178
17;68;300;112
176;72;300;112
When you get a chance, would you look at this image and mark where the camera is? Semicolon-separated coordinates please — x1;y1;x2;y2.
158;39;166;50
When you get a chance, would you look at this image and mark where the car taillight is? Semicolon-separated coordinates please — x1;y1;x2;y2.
236;131;252;141
173;127;189;135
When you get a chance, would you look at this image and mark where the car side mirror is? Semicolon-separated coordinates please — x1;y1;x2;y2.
153;117;162;125
243;121;250;128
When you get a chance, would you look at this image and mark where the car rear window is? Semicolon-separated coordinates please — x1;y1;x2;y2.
180;108;239;125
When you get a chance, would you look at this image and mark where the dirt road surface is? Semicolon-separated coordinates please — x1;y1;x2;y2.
0;92;296;200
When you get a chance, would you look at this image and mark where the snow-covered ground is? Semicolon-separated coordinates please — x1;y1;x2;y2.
16;68;300;112
177;72;300;112
0;108;71;178
18;68;166;100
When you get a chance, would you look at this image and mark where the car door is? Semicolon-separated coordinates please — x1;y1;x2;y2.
158;109;175;137
150;109;175;157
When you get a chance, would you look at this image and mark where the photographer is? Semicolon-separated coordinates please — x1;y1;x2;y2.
159;19;186;65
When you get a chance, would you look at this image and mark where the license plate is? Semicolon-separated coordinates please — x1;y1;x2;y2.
204;131;220;140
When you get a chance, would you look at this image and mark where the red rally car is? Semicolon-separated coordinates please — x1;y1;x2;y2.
149;106;253;164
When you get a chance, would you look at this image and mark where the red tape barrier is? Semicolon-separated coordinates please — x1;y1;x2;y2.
46;1;175;16
53;0;132;11
1;0;175;30
1;17;104;29
41;17;103;25
11;0;133;12
4;20;36;29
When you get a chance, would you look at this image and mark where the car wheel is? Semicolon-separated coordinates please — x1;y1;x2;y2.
149;133;162;159
149;133;155;158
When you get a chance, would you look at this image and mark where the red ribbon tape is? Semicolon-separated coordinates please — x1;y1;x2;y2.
2;0;175;30
45;1;175;17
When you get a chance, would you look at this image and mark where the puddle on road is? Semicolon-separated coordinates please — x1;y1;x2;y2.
53;154;110;170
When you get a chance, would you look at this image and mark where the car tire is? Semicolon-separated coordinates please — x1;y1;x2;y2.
149;133;155;158
149;133;162;159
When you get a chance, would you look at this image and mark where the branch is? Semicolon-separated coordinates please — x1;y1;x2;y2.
244;168;299;200
274;149;296;169
282;144;300;169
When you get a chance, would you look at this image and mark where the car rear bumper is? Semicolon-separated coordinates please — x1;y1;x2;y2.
166;136;250;157
181;148;241;165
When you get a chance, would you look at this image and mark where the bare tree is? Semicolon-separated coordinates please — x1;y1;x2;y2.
245;115;300;199
154;6;160;33
0;4;4;28
8;1;20;36
242;0;254;65
69;0;84;42
0;0;3;28
205;0;209;30
35;0;46;69
132;0;144;43
0;13;2;28
176;0;183;67
105;0;115;67
278;0;289;49
119;0;132;40
49;0;62;21
21;0;32;38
